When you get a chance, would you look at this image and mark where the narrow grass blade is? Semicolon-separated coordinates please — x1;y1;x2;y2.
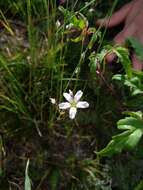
25;159;31;190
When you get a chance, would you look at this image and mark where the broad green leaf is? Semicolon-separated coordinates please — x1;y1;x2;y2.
123;111;142;119
112;74;123;81
117;117;143;130
97;111;143;157
112;130;131;141
25;159;31;190
125;129;142;149
97;131;131;157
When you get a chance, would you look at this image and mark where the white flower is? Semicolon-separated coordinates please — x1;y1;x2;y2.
58;90;89;119
56;20;61;28
50;98;56;104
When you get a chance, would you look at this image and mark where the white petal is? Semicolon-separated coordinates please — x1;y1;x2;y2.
76;101;89;108
69;90;73;96
56;20;61;28
63;92;73;102
58;102;71;110
49;98;56;104
69;107;77;119
74;90;83;102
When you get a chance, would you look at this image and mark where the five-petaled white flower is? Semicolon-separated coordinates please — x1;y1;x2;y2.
58;90;89;119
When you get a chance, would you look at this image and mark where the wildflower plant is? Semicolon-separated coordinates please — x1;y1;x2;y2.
58;90;89;120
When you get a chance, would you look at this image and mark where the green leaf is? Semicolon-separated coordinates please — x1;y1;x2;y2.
71;35;83;43
112;74;143;96
71;15;86;30
134;180;143;190
88;29;100;50
97;111;143;157
117;117;143;130
127;37;143;61
97;131;131;157
49;168;59;190
58;6;71;18
123;111;142;119
125;129;142;149
113;46;132;78
25;159;31;190
89;49;107;74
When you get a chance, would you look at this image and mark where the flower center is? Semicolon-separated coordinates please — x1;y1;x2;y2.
70;100;77;107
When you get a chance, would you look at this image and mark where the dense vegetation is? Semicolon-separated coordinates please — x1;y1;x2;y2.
0;0;143;189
